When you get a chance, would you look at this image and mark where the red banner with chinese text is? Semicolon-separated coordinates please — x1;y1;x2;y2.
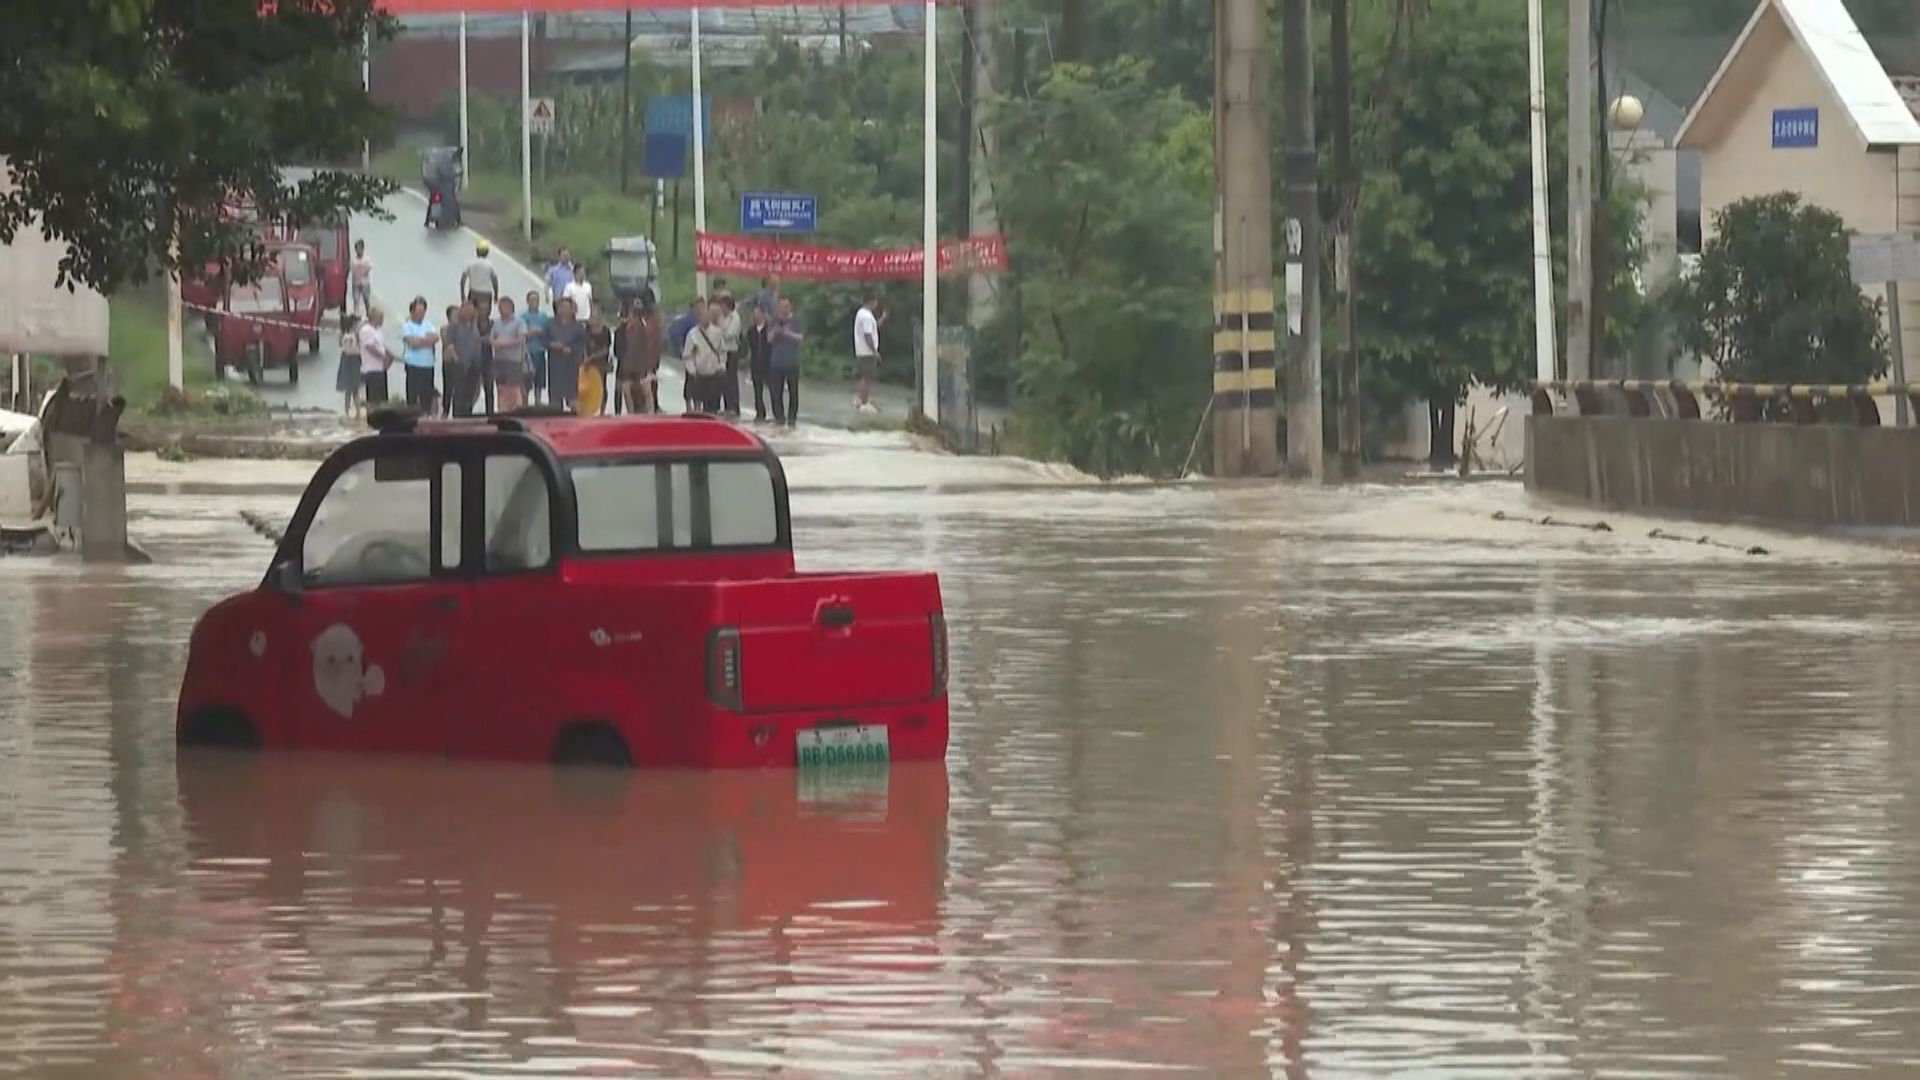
695;232;1008;281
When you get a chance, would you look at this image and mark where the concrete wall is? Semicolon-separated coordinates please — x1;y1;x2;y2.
1526;415;1920;528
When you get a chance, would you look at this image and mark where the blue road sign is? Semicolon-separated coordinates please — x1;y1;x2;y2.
1772;107;1818;149
642;132;687;179
643;95;711;140
740;192;817;234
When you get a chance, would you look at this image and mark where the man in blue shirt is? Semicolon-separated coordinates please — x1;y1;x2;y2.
521;290;551;405
398;297;439;410
667;297;703;358
544;247;574;306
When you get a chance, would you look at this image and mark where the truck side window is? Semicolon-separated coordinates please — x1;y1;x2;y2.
439;461;462;572
301;457;437;587
574;462;662;550
706;461;777;546
484;452;553;572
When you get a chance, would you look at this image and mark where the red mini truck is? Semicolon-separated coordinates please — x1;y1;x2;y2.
176;412;951;769
297;219;350;315
264;240;325;354
213;272;300;384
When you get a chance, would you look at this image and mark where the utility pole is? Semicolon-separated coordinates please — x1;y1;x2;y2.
621;9;633;193
1567;0;1594;381
962;0;997;452
1330;0;1358;480
1211;0;1280;476
1526;0;1557;383
1282;0;1323;480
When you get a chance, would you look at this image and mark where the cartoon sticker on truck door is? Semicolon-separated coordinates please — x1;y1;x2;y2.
311;623;386;719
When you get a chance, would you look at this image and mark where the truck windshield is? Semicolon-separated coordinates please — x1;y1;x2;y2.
571;457;778;553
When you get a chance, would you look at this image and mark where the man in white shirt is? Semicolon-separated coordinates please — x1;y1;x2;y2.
852;289;881;413
563;262;594;323
716;295;743;417
460;239;500;313
350;240;374;316
357;304;392;404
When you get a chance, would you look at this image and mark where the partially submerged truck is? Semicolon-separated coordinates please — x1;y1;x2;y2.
177;411;951;768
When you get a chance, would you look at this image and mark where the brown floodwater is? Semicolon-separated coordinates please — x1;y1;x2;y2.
5;430;1920;1076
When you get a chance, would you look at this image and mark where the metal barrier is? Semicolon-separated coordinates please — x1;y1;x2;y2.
1530;379;1910;427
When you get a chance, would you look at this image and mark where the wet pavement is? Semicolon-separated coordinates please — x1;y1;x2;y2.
7;434;1920;1075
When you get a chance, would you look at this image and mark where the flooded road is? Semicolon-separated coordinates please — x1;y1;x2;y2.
6;430;1920;1075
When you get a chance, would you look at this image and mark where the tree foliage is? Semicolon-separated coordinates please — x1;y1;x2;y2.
990;59;1214;474
0;0;396;292
1672;193;1887;386
1316;0;1643;460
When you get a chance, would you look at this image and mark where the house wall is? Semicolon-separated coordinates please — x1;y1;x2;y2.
1693;6;1915;374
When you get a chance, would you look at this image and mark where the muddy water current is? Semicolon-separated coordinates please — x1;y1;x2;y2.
5;429;1920;1076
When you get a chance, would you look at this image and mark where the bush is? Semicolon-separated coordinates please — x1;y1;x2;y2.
1672;193;1888;387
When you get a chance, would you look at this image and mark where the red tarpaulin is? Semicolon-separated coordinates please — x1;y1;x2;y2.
380;0;953;11
696;232;1007;281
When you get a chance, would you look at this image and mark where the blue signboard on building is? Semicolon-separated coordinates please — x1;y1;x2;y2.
740;192;817;234
1772;107;1819;148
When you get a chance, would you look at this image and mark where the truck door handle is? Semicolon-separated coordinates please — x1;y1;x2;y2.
817;603;855;629
431;595;462;612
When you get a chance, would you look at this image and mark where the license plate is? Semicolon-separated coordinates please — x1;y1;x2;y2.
796;724;890;768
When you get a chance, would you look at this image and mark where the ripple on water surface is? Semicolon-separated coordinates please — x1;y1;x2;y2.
2;449;1920;1074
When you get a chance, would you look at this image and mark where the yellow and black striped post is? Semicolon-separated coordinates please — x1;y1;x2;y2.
1212;0;1281;478
1212;287;1281;475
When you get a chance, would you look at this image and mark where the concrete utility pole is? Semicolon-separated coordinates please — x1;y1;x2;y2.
1330;0;1358;480
1282;0;1323;479
1566;0;1594;381
1211;0;1280;477
963;0;999;450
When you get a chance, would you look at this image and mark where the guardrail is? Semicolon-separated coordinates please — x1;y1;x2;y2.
1529;379;1917;427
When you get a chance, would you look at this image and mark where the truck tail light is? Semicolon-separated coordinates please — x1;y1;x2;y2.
706;627;743;712
930;613;948;694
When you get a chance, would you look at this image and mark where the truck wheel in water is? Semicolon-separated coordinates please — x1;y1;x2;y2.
178;707;260;750
551;723;632;769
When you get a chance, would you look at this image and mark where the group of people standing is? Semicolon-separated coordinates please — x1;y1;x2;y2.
668;276;807;427
331;239;879;430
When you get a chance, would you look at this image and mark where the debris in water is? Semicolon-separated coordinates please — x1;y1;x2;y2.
1648;528;1768;556
1491;510;1613;533
238;510;284;545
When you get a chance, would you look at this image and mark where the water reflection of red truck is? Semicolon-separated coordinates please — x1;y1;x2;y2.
97;757;948;1076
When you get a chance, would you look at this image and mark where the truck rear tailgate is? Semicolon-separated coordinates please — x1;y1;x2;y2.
720;572;942;713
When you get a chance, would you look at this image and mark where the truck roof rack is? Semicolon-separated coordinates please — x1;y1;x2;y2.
489;405;571;433
367;406;424;434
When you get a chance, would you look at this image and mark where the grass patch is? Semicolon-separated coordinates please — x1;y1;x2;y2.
108;282;218;410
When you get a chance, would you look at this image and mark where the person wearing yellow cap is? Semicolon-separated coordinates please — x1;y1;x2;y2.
461;240;501;412
461;239;499;316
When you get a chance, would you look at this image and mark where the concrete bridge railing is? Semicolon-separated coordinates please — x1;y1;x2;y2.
1526;380;1920;529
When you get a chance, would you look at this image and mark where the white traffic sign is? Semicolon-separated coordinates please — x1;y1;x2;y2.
1849;232;1920;284
529;97;555;137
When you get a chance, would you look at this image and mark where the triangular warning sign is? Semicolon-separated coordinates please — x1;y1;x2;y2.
532;100;553;120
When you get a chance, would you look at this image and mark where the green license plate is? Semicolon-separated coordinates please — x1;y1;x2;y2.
796;724;891;768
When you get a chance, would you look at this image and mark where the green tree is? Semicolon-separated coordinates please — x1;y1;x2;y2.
1672;192;1887;388
1321;0;1642;463
990;59;1213;475
0;0;395;292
